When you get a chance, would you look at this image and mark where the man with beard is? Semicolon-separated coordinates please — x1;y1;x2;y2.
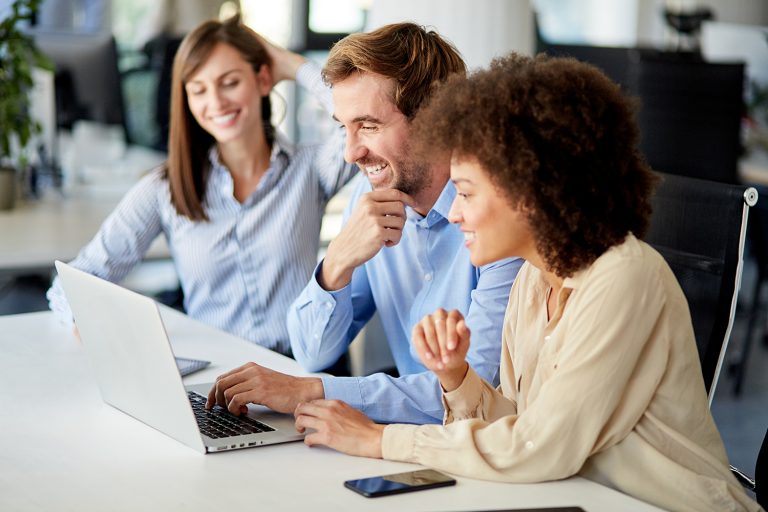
206;23;522;425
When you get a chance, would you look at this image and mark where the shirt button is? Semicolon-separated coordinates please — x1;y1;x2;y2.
525;441;535;450
544;335;551;341
314;333;320;340
325;302;333;309
424;273;432;281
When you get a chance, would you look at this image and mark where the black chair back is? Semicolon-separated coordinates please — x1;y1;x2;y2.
539;43;636;91
645;172;757;400
538;44;745;184
757;427;767;507
634;53;744;184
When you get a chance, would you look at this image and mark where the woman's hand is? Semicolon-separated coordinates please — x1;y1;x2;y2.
412;308;470;392
294;400;385;458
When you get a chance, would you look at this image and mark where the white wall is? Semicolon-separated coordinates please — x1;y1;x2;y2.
366;0;534;70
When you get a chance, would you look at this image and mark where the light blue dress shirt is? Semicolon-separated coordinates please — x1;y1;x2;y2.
47;62;356;355
288;178;523;424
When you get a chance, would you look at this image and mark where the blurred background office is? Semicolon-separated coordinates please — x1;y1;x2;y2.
1;0;767;492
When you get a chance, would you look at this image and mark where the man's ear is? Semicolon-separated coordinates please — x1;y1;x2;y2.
256;63;273;96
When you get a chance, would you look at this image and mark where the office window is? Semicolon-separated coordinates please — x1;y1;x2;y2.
309;0;366;34
533;0;639;46
240;0;293;47
304;0;367;50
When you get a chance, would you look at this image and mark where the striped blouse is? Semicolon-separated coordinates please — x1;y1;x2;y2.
46;62;357;355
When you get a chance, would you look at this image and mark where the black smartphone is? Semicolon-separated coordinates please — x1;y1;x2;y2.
344;468;456;498
470;508;586;512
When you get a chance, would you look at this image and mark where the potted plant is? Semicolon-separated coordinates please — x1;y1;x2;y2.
0;0;51;210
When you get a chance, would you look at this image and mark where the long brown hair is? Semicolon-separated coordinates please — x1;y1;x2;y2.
166;15;273;221
322;22;466;118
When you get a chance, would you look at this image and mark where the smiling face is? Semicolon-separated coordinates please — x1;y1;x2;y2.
448;156;535;266
332;72;430;195
184;42;271;146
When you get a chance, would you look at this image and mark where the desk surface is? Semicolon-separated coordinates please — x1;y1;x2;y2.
0;310;663;512
0;186;169;276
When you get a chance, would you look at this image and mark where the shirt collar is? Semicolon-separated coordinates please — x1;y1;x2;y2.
207;131;294;172
562;269;585;291
407;180;456;228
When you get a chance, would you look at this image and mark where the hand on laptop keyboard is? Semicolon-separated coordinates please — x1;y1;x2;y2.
206;362;324;415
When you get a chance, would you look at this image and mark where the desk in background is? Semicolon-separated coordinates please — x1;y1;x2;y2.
0;151;355;281
0;186;169;277
0;144;171;280
740;149;768;187
0;309;664;512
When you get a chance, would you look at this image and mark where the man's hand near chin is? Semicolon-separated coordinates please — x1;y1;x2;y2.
206;362;324;415
319;189;414;291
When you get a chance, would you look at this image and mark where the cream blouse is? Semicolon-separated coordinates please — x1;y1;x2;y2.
382;235;761;512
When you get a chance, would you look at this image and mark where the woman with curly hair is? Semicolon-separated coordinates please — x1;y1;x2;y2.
292;53;760;511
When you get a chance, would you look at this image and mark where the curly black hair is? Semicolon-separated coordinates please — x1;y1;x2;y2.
411;53;657;277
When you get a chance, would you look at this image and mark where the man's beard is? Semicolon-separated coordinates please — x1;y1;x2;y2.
391;156;431;196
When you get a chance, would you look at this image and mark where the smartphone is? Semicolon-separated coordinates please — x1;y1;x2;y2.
344;468;456;498
471;508;586;512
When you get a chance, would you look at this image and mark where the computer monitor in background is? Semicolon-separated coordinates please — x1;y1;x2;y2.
31;30;126;138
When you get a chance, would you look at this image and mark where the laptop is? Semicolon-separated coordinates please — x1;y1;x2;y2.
175;356;210;377
54;260;304;454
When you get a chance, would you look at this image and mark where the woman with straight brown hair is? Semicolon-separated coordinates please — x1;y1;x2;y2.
47;15;356;355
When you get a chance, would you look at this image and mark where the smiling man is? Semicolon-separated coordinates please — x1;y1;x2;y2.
206;23;522;425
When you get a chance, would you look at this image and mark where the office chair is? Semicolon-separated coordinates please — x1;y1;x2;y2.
732;189;768;395
539;42;637;91
120;33;183;150
730;426;767;508
538;46;744;184
663;6;713;51
153;34;184;152
634;52;744;184
759;427;767;507
644;172;757;401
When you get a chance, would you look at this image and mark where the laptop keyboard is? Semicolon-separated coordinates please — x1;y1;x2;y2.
188;392;275;439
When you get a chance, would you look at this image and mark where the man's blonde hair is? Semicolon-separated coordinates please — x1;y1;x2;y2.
322;22;466;118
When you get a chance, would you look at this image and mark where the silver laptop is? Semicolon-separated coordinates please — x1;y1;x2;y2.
54;260;304;454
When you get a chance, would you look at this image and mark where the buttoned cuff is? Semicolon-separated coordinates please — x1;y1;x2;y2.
442;366;485;422
381;424;419;462
291;263;347;347
299;260;352;309
321;376;365;410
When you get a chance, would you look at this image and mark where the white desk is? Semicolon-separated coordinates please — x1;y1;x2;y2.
0;310;664;512
0;186;169;278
